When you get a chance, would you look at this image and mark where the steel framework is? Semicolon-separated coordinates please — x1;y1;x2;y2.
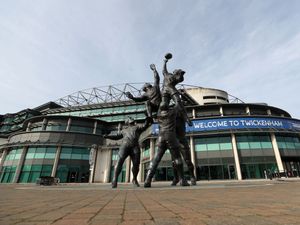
55;83;244;107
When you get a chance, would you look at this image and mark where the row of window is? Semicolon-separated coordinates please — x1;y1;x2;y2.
60;147;90;160
3;148;23;161
19;164;53;183
52;105;146;117
194;136;232;151
96;113;146;122
236;134;273;150
0;166;16;183
276;136;300;150
26;147;56;160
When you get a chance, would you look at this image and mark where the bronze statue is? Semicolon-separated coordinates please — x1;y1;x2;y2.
160;53;192;126
144;105;189;188
125;64;161;119
104;117;152;188
171;108;197;185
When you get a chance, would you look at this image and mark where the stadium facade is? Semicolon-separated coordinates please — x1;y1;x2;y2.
1;84;300;184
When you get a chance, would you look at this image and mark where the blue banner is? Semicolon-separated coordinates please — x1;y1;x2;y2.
151;117;300;134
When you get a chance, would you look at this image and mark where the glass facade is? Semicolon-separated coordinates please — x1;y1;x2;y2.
0;148;23;183
69;120;94;134
194;136;235;180
56;147;90;183
19;146;56;183
236;134;277;179
276;135;300;177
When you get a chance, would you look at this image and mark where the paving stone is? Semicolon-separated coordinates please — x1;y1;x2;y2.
1;181;300;225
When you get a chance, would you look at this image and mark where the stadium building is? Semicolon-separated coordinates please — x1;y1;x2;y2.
1;83;300;184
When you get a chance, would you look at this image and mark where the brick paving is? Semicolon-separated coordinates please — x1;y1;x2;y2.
0;180;300;225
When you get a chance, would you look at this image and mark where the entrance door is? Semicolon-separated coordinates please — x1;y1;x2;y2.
228;165;236;179
67;171;78;182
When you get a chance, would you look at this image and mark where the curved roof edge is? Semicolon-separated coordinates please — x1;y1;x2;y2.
55;83;244;107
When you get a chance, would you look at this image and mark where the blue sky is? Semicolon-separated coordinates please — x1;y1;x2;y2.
0;0;300;118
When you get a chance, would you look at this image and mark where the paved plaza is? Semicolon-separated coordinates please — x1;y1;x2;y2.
0;180;300;225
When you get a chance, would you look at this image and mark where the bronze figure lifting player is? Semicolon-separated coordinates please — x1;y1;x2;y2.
144;105;189;188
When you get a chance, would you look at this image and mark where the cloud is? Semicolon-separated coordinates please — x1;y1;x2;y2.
0;0;300;118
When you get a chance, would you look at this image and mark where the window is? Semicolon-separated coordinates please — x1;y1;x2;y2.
236;134;272;150
276;135;300;151
203;96;216;99
194;136;232;152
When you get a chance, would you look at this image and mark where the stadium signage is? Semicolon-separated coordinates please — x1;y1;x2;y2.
151;117;300;134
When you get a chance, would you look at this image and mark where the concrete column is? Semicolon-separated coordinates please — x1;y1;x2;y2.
0;149;8;173
220;106;224;116
270;133;284;172
267;109;271;115
125;158;131;183
93;121;97;134
26;122;32;132
66;118;72;131
231;133;242;180
42;118;48;131
189;136;197;179
51;146;61;177
246;106;250;115
89;145;98;183
150;139;155;160
104;149;112;183
192;109;196;119
13;146;28;183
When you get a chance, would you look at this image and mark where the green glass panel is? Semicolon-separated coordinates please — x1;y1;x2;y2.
295;142;300;149
26;152;35;159
2;172;10;183
194;138;206;144
45;150;56;159
47;147;57;153
112;154;119;161
277;141;286;150
31;165;42;172
206;137;219;144
249;142;261;149
29;172;40;183
261;142;272;149
35;147;46;159
22;165;32;172
19;172;30;183
207;143;220;151
42;165;53;172
61;148;72;154
82;154;89;160
14;153;21;160
237;142;249;150
73;148;83;154
10;166;17;172
40;171;51;177
195;144;206;151
71;154;82;160
220;143;232;150
60;153;71;159
260;135;271;142
286;142;295;149
237;135;248;142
